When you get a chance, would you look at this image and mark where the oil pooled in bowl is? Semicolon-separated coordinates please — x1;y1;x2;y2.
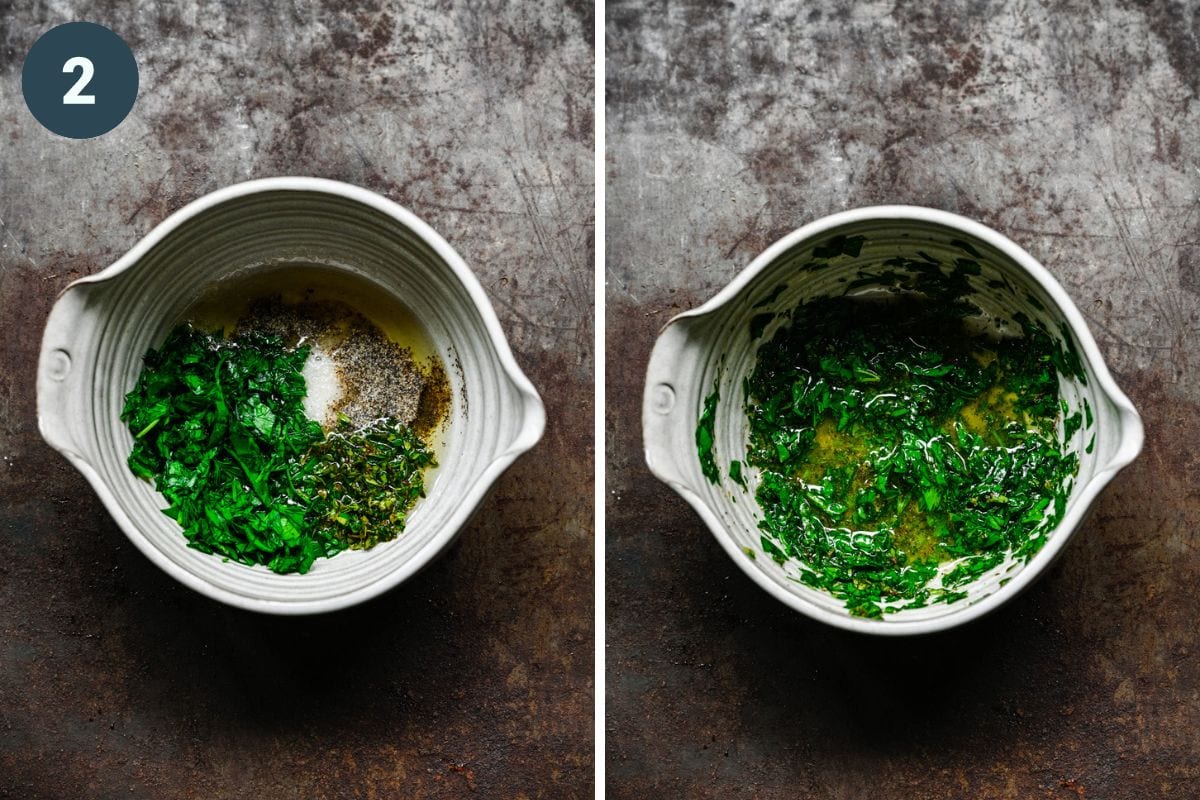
186;267;450;443
121;267;451;573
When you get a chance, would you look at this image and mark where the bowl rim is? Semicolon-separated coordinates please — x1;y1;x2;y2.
38;176;545;614
644;204;1144;635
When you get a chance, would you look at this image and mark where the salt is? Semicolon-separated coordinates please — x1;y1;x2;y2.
301;343;343;424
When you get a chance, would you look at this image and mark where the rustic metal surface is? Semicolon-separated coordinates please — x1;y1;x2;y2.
0;2;593;798
607;1;1198;797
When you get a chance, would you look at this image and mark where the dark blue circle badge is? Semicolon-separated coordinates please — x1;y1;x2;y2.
22;22;138;140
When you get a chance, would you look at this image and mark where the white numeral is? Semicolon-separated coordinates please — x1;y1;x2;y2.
62;56;96;105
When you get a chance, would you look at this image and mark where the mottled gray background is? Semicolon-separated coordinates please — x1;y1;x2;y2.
607;1;1198;797
0;2;593;798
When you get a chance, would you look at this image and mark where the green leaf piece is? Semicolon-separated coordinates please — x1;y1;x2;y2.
696;381;721;484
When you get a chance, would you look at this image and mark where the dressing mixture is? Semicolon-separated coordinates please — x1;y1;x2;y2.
703;293;1083;617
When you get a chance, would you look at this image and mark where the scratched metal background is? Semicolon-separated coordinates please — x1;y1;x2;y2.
607;1;1199;797
0;2;593;798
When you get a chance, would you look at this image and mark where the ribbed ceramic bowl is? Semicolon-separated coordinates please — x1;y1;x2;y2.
37;177;545;614
643;206;1142;635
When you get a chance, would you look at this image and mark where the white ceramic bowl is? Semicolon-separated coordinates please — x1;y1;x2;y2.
643;206;1142;635
37;177;545;614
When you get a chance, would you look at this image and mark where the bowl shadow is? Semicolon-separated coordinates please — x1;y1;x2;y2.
718;554;1084;758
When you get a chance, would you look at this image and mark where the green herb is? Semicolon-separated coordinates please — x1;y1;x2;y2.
697;380;720;484
732;294;1080;617
749;313;774;340
729;459;747;488
304;415;434;549
122;325;336;573
951;239;981;257
813;234;866;259
752;284;787;308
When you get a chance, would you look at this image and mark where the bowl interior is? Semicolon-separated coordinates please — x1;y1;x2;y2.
79;190;528;608
687;216;1113;626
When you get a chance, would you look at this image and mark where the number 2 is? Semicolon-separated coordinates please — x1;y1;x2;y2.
62;56;95;105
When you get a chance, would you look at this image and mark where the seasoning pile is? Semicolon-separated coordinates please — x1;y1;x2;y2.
122;297;446;574
237;296;427;428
